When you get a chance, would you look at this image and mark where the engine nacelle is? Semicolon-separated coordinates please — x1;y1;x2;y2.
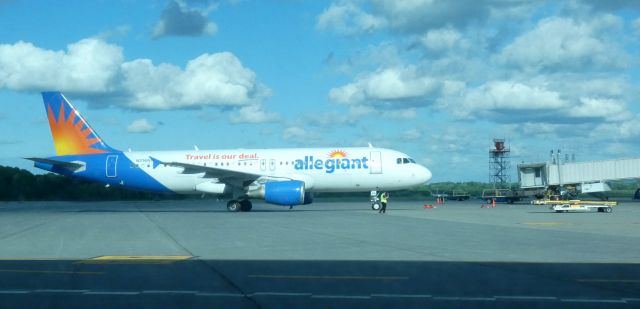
247;180;307;206
264;180;306;206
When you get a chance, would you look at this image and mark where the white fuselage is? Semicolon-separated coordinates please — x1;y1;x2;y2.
121;147;431;194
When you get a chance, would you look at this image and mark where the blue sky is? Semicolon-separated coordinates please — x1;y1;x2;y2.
0;0;639;182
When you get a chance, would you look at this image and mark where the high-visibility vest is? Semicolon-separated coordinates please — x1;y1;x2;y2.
380;193;388;203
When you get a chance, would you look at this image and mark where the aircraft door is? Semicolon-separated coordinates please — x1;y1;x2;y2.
106;155;118;178
369;151;382;174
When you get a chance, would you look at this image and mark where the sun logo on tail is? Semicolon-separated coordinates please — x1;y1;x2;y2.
328;150;348;158
46;101;107;156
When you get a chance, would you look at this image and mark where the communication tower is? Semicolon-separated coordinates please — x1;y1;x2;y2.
489;139;511;189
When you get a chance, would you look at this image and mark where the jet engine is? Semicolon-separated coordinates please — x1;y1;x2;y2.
248;180;309;206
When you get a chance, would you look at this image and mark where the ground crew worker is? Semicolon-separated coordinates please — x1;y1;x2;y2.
379;192;389;214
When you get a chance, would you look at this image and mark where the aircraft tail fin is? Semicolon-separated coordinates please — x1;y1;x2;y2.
41;91;117;156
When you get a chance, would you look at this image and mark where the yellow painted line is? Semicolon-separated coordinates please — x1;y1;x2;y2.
522;222;566;226
0;269;104;275
248;274;409;280
578;279;640;283
75;255;193;264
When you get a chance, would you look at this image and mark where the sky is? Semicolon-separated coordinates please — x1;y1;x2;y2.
0;0;639;182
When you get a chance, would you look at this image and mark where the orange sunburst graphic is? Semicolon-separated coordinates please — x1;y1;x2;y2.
47;101;106;156
328;150;348;158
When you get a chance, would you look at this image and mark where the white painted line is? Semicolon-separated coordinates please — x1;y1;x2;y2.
0;290;30;294
83;291;140;295
434;296;497;302
495;296;557;301
560;298;626;303
34;289;88;293
196;292;244;297
371;293;432;298
252;292;312;297
141;290;198;295
311;294;370;299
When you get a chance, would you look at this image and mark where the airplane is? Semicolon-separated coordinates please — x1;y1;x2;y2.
27;91;432;212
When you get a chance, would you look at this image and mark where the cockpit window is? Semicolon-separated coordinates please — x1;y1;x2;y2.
397;157;417;164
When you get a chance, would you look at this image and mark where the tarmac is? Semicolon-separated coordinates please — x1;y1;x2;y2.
0;199;639;308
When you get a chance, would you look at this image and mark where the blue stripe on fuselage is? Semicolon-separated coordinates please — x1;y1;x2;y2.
35;152;172;193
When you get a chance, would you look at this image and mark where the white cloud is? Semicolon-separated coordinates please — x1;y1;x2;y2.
595;115;640;140
121;52;267;109
282;126;322;144
421;27;464;52
318;0;541;36
283;126;306;141
127;118;156;133
348;105;375;117
329;66;440;104
453;79;633;126
229;103;279;124
569;97;628;121
96;25;131;40
0;38;275;120
317;1;387;35
152;0;217;39
498;15;628;72
306;111;359;127
369;0;492;32
457;81;568;118
579;0;640;12
385;108;417;119
0;39;122;92
401;128;422;141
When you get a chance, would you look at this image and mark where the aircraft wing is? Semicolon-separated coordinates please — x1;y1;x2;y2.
151;157;262;185
25;157;85;172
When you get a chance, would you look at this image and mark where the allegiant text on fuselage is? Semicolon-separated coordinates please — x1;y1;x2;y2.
294;156;369;174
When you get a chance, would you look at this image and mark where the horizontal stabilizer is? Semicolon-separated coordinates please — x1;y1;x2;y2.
25;157;85;172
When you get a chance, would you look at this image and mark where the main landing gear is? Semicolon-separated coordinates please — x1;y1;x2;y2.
227;199;252;212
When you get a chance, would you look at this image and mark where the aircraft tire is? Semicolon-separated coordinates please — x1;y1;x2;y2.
371;202;381;211
605;207;612;213
227;200;241;212
240;200;253;212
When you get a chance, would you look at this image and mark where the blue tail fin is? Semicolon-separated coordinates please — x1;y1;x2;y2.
42;91;117;156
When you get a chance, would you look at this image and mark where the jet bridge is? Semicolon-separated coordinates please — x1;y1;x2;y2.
518;157;640;194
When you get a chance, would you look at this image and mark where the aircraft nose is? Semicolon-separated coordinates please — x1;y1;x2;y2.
412;165;432;184
421;166;432;183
